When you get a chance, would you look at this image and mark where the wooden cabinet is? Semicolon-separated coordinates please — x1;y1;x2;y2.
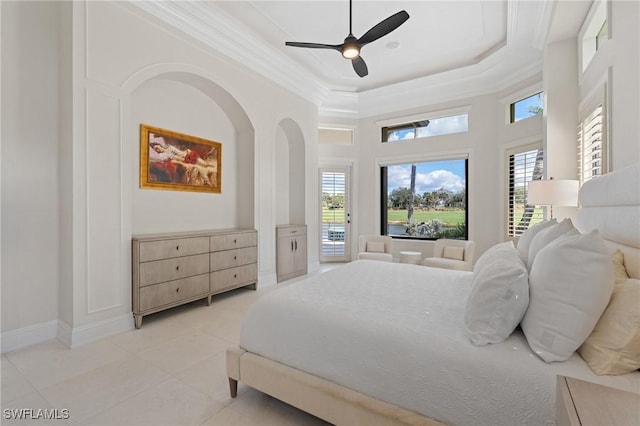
556;375;640;426
276;225;307;282
132;228;257;328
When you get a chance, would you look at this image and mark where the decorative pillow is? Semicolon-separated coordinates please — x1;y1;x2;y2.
465;241;529;345
527;218;577;271
521;230;615;362
366;241;385;253
611;249;630;281
578;277;640;375
443;246;465;261
517;219;555;264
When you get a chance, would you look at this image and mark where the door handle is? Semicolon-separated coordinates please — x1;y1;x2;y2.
291;240;294;252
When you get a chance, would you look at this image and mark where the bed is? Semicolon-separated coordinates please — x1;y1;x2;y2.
227;163;640;425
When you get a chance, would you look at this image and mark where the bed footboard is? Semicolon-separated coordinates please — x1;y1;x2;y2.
226;346;244;397
225;346;441;426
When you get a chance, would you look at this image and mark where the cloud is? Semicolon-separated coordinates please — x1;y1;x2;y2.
416;114;468;138
387;165;465;193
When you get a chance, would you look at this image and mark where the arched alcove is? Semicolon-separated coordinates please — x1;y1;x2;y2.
125;69;255;233
276;118;306;225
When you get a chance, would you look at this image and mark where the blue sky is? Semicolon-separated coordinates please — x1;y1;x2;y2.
514;92;543;121
387;159;466;194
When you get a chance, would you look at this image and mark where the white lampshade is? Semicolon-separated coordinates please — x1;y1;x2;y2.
527;179;579;207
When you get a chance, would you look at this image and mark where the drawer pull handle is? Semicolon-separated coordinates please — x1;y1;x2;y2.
176;245;180;251
234;239;237;244
234;274;237;278
176;287;180;293
234;255;237;260
176;265;181;271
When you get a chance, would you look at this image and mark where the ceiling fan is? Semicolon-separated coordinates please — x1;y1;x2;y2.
285;0;410;78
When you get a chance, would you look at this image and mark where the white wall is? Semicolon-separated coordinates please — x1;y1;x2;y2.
324;84;543;261
131;78;237;234
580;0;639;169
1;1;60;336
1;0;319;350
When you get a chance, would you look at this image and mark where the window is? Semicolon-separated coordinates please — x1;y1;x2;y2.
318;128;353;145
510;92;543;123
382;113;468;142
578;102;607;184
381;159;467;240
581;0;608;71
506;145;544;238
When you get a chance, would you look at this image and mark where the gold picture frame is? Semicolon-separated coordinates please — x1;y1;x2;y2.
140;124;221;193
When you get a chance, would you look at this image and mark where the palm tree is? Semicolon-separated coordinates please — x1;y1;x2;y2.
407;164;416;223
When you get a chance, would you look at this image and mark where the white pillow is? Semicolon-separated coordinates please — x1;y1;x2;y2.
443;246;465;260
465;242;529;345
366;241;385;253
527;218;577;271
521;230;615;362
517;219;555;264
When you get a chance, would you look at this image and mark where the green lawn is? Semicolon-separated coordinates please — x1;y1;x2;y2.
323;206;544;228
322;208;465;226
386;209;464;226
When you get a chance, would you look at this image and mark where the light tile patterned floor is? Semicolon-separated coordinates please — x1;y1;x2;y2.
1;268;340;426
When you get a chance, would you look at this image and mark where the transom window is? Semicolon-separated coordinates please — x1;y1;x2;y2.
382;113;468;142
381;158;468;240
510;92;543;123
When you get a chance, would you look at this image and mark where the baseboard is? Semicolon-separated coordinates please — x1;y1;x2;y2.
1;314;134;354
1;320;58;354
63;313;134;348
258;270;277;288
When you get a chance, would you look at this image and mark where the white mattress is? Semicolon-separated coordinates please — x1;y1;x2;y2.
240;260;640;425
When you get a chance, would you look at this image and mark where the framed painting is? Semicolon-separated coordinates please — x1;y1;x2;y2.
140;124;222;193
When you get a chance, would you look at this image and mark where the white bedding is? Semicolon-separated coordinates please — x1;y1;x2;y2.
240;260;640;425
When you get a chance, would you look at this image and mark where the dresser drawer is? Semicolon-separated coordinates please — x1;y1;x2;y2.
139;253;209;286
210;263;257;292
210;232;257;252
276;225;306;238
138;274;209;312
138;237;209;262
210;247;257;271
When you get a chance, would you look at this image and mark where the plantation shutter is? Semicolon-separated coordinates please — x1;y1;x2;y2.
507;146;544;238
321;170;347;258
578;104;606;184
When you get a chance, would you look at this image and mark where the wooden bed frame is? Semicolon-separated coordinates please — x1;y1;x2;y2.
226;346;441;425
226;163;640;425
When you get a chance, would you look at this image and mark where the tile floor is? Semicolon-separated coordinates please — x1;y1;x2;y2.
1;268;340;426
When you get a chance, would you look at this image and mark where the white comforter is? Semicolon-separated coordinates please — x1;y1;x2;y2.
240;260;640;425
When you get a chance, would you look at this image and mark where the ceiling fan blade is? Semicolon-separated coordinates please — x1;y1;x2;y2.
358;10;410;46
285;41;342;51
352;56;368;77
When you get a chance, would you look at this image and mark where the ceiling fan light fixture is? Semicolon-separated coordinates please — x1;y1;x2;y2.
342;43;360;59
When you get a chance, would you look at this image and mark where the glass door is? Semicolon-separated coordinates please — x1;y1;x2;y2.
320;168;350;262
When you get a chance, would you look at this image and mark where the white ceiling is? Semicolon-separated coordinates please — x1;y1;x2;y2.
215;1;507;92
131;1;589;118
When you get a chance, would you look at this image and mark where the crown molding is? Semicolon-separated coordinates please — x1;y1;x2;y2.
131;1;550;121
130;1;329;106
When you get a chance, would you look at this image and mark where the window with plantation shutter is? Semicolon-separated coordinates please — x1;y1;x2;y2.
506;145;544;238
578;103;606;184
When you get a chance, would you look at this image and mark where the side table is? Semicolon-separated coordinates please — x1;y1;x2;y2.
399;251;423;265
556;375;640;425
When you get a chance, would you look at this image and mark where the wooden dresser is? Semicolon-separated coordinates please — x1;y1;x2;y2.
132;228;257;328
